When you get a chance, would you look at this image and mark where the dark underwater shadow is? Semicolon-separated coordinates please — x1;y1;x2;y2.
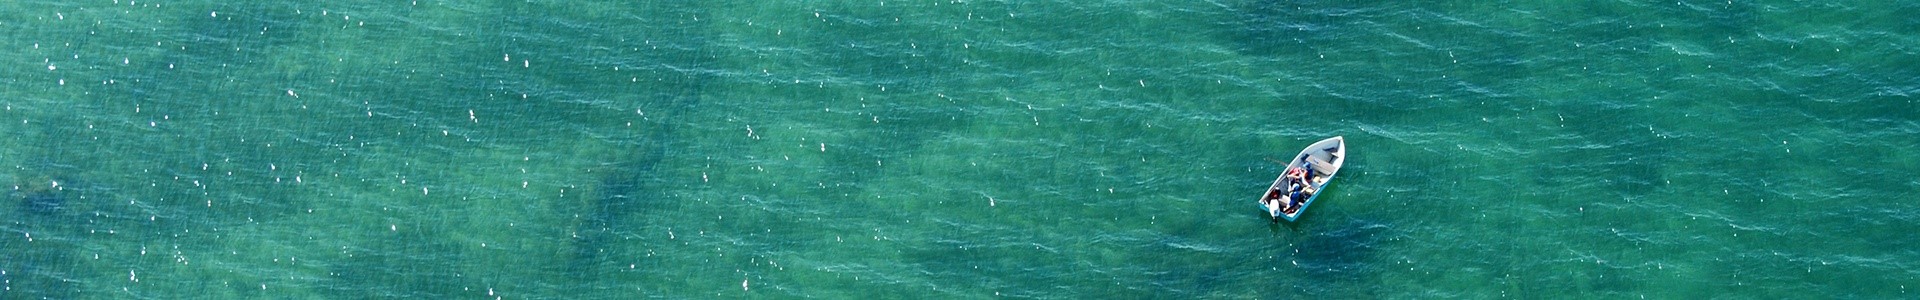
3;172;88;299
19;181;68;216
565;149;673;280
556;3;713;285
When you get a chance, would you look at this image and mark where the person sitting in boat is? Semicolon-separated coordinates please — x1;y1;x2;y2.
1302;163;1316;181
1287;183;1325;214
1285;168;1307;189
1261;186;1286;211
1283;178;1302;199
1282;192;1301;214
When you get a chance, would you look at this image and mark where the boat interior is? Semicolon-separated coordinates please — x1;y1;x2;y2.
1299;144;1342;183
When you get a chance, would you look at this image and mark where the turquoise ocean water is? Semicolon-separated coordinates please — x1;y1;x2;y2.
3;1;1916;298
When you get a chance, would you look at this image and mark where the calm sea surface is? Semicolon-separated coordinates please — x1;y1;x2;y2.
3;1;1916;298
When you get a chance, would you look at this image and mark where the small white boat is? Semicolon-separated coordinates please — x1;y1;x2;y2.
1258;136;1346;222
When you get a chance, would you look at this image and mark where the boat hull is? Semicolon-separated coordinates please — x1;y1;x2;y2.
1258;136;1346;222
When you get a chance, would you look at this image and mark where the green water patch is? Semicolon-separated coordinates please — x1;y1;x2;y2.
1219;0;1385;59
4;0;1916;298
